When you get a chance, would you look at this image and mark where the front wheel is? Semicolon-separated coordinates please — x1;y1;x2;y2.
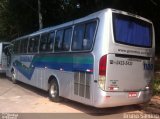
11;71;17;84
49;80;60;102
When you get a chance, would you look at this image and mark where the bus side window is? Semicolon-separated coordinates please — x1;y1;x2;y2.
72;21;97;51
83;21;97;50
24;38;29;53
28;35;40;53
13;40;20;54
54;30;64;51
20;39;24;53
11;41;15;54
63;28;72;51
20;38;28;53
48;32;55;51
28;38;33;52
40;33;49;52
72;24;85;51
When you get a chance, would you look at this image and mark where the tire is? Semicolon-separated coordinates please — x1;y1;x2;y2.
49;80;60;102
11;71;17;84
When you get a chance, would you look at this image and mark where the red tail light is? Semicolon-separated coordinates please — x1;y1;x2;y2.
99;55;107;76
98;55;107;90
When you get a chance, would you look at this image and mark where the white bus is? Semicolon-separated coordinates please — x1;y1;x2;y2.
0;42;10;74
9;9;155;108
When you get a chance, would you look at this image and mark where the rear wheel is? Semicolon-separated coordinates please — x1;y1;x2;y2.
49;80;60;102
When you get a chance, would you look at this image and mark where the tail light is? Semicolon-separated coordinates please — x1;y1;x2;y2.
98;55;107;90
145;83;151;90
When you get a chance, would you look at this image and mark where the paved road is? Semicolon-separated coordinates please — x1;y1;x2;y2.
0;74;155;119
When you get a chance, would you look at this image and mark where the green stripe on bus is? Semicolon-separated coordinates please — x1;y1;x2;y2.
33;56;93;64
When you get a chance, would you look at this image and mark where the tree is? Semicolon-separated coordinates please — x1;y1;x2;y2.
0;0;11;40
0;0;40;41
0;0;160;54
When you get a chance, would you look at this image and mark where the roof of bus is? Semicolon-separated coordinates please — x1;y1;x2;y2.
12;8;152;42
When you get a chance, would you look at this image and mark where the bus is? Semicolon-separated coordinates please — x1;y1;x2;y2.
5;44;13;77
0;42;10;74
9;8;155;108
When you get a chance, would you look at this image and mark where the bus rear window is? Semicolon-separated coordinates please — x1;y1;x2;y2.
113;13;152;48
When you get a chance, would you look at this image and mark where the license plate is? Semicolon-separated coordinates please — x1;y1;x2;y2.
128;92;137;98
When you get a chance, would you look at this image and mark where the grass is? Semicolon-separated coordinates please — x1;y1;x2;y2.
153;72;160;95
155;64;160;71
152;79;160;95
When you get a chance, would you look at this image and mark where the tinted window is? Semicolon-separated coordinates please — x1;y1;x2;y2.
39;33;54;52
113;13;152;47
13;40;20;54
49;32;55;51
72;21;97;51
72;24;85;50
20;38;28;53
28;35;40;53
63;28;72;51
54;30;64;51
39;33;49;52
84;22;97;50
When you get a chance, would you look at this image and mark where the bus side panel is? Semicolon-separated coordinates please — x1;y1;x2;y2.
71;53;94;106
53;70;73;99
12;55;36;86
91;11;112;107
12;53;94;106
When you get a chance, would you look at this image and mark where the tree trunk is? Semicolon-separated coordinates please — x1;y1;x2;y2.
38;0;43;29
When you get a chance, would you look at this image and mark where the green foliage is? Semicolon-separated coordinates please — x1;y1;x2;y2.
0;0;39;41
153;61;160;95
0;0;10;40
153;78;160;95
0;0;159;48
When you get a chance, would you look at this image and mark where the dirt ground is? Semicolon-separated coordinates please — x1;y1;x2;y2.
0;74;159;119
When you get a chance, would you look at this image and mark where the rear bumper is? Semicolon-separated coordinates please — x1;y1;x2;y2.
93;90;152;108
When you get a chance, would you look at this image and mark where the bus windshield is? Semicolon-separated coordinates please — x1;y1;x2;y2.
2;44;9;52
113;13;152;48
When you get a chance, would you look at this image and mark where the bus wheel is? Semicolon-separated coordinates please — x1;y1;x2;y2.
11;71;17;84
49;80;60;102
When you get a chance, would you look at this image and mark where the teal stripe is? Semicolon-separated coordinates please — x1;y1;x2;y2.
33;56;93;64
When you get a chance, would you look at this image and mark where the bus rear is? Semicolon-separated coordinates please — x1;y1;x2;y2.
95;10;154;107
0;42;10;73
